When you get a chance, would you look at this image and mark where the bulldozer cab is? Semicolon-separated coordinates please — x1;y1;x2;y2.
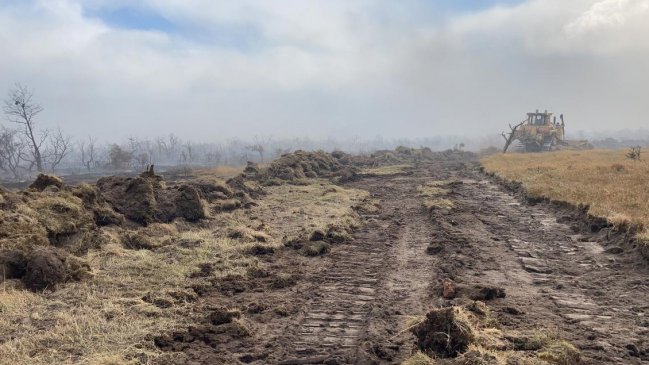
528;110;552;126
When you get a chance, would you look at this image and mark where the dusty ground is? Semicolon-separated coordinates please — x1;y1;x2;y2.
154;156;649;364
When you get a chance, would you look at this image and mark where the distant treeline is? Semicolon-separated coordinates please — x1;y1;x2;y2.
0;130;473;181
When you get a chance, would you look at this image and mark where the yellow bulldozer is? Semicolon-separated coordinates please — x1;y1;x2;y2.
502;110;566;153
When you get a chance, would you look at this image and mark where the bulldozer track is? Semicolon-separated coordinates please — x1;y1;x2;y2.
156;159;649;364
279;171;441;364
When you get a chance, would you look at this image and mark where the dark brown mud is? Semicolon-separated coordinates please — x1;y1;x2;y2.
155;159;649;364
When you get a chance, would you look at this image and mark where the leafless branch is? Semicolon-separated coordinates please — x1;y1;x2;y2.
44;127;72;171
2;84;46;171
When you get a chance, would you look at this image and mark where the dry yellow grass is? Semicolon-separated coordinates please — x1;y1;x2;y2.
0;226;257;365
229;179;370;245
401;352;436;365
359;164;412;176
417;181;454;211
482;149;649;233
0;176;367;364
193;165;244;179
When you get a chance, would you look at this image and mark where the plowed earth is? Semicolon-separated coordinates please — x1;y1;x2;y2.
156;159;649;364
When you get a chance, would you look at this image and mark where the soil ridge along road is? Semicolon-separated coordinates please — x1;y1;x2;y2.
159;159;649;364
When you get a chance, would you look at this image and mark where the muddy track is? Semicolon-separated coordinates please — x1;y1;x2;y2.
277;168;449;364
445;172;649;364
157;159;649;364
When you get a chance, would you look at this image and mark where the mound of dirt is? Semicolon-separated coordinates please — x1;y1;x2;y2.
353;147;475;167
245;150;356;183
96;176;158;224
157;184;207;222
186;178;234;202
0;209;49;248
268;151;341;180
28;173;64;191
242;161;261;178
0;246;91;291
412;307;475;357
97;175;210;225
71;183;124;226
25;191;96;240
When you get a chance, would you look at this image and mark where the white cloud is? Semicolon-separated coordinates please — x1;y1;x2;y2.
0;0;647;142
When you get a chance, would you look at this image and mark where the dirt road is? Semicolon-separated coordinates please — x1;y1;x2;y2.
158;159;649;364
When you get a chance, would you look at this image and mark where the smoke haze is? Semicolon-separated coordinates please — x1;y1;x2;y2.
1;0;648;142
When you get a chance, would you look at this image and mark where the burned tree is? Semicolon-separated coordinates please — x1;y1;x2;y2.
45;127;72;171
109;144;132;170
0;127;28;178
79;136;98;171
2;84;47;172
247;136;271;162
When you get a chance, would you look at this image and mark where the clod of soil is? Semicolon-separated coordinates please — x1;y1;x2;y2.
142;292;174;309
0;249;27;279
96;176;158;224
26;191;95;241
412;307;475;357
0;209;49;247
213;274;251;295
209;307;241;325
227;226;270;243
246;244;275;256
91;205;125;226
469;285;506;301
21;247;91;291
337;167;359;183
227;175;265;199
122;231;165;250
270;273;298;289
186;178;233;201
302;241;330;256
243;161;261;178
98;175;211;225
426;243;444;255
325;226;352;243
309;229;326;241
213;199;242;212
71;183;124;226
28;173;64;191
157;184;207;222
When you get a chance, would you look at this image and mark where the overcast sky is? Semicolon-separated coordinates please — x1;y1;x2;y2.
0;0;647;142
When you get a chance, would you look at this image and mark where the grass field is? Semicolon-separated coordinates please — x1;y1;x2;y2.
481;149;649;239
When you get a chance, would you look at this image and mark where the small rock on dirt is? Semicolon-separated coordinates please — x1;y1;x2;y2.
442;278;456;299
426;243;444;255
